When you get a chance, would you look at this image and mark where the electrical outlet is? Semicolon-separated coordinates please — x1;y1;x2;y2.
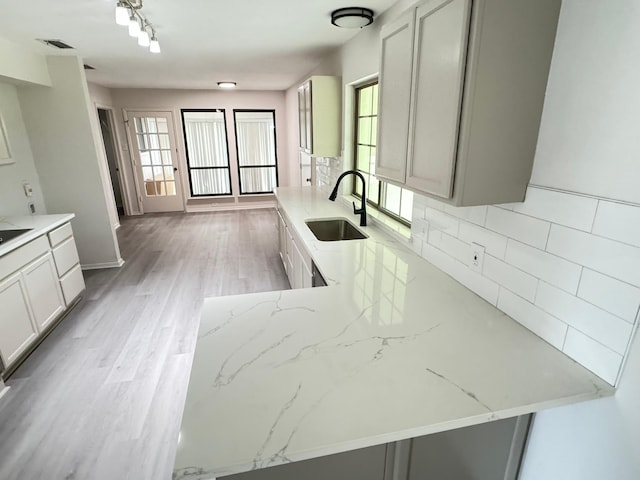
470;243;485;273
23;182;33;197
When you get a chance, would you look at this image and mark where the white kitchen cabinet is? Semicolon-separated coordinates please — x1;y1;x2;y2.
297;76;342;158
0;273;38;367
376;0;561;206
277;207;312;290
22;253;65;331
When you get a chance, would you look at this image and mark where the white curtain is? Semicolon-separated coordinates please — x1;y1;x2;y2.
184;116;230;195
235;112;277;193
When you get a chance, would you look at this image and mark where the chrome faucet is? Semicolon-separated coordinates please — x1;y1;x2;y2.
328;170;367;227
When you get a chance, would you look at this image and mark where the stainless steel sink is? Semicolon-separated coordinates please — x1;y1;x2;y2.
305;218;368;242
0;229;32;245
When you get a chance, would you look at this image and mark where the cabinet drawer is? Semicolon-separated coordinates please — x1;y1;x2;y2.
59;264;85;306
52;237;80;277
48;222;73;247
0;236;49;281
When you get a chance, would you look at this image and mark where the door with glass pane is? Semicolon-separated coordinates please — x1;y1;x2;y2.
127;111;184;213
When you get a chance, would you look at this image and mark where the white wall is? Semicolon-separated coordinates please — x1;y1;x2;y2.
109;88;289;214
0;82;46;216
18;56;122;269
305;0;640;475
0;36;51;87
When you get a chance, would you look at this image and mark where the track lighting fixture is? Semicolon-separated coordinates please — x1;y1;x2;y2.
114;0;160;54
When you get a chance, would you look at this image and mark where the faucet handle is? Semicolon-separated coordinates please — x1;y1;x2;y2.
352;201;362;214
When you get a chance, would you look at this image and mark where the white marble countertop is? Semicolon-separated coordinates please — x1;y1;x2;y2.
173;187;613;480
0;214;75;257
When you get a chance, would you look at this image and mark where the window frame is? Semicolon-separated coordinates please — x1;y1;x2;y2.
233;109;280;195
181;108;233;198
352;81;412;227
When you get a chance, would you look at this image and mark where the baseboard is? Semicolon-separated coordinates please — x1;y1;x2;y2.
185;201;276;213
81;258;125;270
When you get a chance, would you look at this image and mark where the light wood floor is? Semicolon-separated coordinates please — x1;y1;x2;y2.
0;209;290;480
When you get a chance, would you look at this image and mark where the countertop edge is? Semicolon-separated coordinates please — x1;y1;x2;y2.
0;214;76;257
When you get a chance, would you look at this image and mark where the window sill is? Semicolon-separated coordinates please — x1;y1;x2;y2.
339;195;412;242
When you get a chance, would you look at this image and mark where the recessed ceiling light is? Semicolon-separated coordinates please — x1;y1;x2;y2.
218;82;237;89
331;7;374;28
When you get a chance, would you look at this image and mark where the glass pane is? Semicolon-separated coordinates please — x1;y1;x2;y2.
358;117;372;146
142;166;154;181
235;111;277;167
159;134;170;150
183;112;230;168
371;117;378;146
150;151;162;165
359;86;373;116
240;167;277;193
384;183;402;215
400;189;414;221
368;176;380;205
161;151;172;165
157;118;168;133
140;151;151;166
369;147;377;173
153;166;164;181
134;117;144;133
137;134;147;151
148;134;160;149
164;166;175;181
355;177;363;196
145;181;156;196
372;84;379;115
190;169;231;195
357;145;371;173
165;181;176;196
146;118;158;133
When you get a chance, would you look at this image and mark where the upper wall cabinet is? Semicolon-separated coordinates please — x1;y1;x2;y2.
376;0;561;206
297;76;342;158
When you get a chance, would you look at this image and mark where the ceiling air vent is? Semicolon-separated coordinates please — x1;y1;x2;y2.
37;39;74;49
84;64;96;70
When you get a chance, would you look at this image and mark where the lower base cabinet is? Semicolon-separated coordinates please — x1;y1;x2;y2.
277;207;312;290
0;273;39;367
224;416;530;480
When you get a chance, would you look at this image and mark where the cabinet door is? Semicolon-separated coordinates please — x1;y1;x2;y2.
0;273;38;367
298;87;307;150
277;210;288;274
376;10;415;184
23;253;65;331
303;82;312;153
406;0;471;198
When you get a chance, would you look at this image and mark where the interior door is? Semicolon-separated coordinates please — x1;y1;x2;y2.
127;111;184;213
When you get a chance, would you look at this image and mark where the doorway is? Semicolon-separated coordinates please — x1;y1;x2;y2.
126;111;184;213
97;108;125;217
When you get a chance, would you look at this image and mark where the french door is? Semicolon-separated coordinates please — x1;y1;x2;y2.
126;111;184;213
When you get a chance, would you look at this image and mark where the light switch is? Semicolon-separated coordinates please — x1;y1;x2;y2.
23;183;33;197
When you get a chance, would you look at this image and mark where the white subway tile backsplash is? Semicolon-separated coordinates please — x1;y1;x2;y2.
441;204;487;226
578;269;640;323
459;222;508;259
592;200;640;248
483;256;538;302
563;328;623;385
485;207;551;249
498;289;567;349
512;187;598;231
547;225;640;287
535;282;633;354
505;240;582;293
422;243;499;305
424;207;459;236
429;231;469;264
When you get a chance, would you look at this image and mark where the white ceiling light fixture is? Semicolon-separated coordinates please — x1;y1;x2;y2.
115;1;130;26
331;7;374;28
217;82;237;89
115;0;160;53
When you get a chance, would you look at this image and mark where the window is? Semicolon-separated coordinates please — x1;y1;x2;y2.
233;110;279;194
181;109;232;196
354;82;413;224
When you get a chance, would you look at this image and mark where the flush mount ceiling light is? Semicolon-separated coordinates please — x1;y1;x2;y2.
331;7;374;28
217;82;237;89
114;0;161;54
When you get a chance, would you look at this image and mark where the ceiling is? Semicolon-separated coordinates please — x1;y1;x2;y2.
0;0;397;90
